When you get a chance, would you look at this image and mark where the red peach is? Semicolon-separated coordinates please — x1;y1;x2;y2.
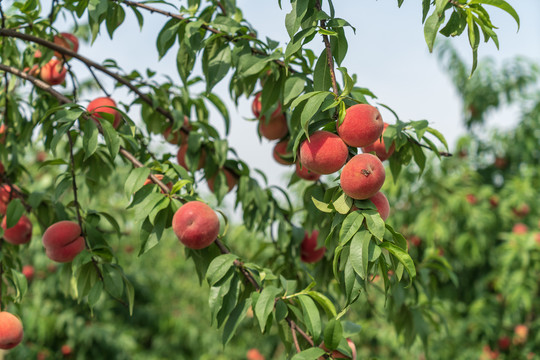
61;344;72;356
466;194;477;205
512;223;528;235
163;116;191;144
22;265;35;281
514;324;528;344
42;221;85;263
207;168;238;194
0;123;6;143
259;114;288;140
2;215;32;245
340;154;386;200
498;336;510;351
273;140;294;165
299;131;348;174
87;97;122;129
300;230;326;263
177;144;206;170
247;348;265;360
0;311;24;350
0;161;4;174
369;191;390;221
409;235;422;247
0;184;18;215
54;33;79;59
489;196;499;208
172;201;220;250
512;204;530;218
295;162;320;181
494;157;507;169
361;122;395;161
40;59;67;85
319;338;357;360
337;104;384;147
252;92;282;120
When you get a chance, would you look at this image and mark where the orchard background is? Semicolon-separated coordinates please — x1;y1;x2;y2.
0;1;539;359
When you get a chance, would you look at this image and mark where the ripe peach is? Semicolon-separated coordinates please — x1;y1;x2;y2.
172;201;220;250
514;324;528;345
340;154;386;200
0;161;4;174
0;123;6;143
259;114;288;140
247;348;265;360
409;235;422;247
143;174;173;193
512;223;528;235
252;92;282;120
2;215;32;245
87;97;122;129
0;311;24;350
494;156;507;169
337;104;384;147
300;230;326;263
163;116;191;144
54;33;79;59
42;221;85;263
40;59;67;85
489;196;499;208
362;122;395;161
299;131;348;174
295;162;320;181
177;144;206;170
273;140;294;165
466;194;477;205
0;184;18;215
498;336;510;351
207;168;238;193
22;265;35;281
369;191;390;221
512;204;530;218
61;344;72;356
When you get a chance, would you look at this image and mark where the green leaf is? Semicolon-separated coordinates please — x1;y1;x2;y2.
100;120;120;159
10;269;27;302
323;319;343;350
222;298;252;346
379;242;416;282
426;127;449;151
301;92;331;137
311;196;333;213
297;294;321;341
313;50;332;91
5;199;25;229
365;211;385;241
339;212;364;245
284;76;306;106
206;254;237;286
291;347;326;360
307;291;337;318
423;11;446;52
254;286;281;333
206;43;231;93
124;167;151;198
469;0;520;30
156;19;181;59
349;230;376;280
82;119;99;161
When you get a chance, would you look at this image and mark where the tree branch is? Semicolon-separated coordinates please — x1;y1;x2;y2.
315;0;339;96
290;321;302;353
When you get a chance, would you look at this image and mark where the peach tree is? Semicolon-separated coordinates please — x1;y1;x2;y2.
0;0;521;358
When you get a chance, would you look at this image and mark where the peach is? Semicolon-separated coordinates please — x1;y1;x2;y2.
0;123;6;143
252;92;282;120
498;336;510;351
177;144;206;170
259;114;288;140
300;230;326;263
514;324;528;345
299;131;348;174
409;235;422;247
42;221;85;263
512;223;528;235
87;97;122;129
489;196;499;208
340;154;386;200
273;140;294;165
0;311;23;350
337;104;384;147
40;59;67;86
54;32;79;59
22;265;35;281
368;191;390;221
2;215;32;245
295;162;320;181
143;174;173;193
466;194;477;205
0;184;18;215
512;204;530;218
163;116;191;144
207;168;237;193
172;201;220;249
319;338;357;360
362;122;395;161
247;348;265;360
61;344;72;356
0;161;4;174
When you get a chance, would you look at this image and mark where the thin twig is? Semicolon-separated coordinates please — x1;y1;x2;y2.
0;1;5;29
287;318;314;347
290;321;302;353
409;137;452;157
67;130;104;281
85;63;110;97
315;0;339;96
